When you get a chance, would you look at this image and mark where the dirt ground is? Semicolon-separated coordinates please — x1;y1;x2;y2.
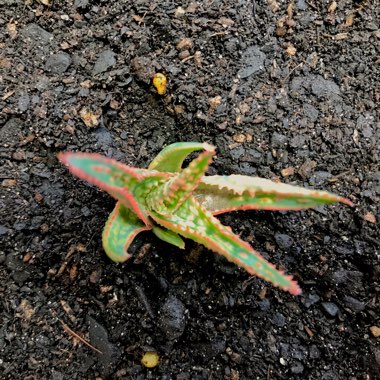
0;0;379;379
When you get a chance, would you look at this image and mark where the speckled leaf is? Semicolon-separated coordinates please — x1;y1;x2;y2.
102;202;151;262
196;175;353;215
148;143;215;212
60;142;352;295
148;142;207;173
149;197;301;295
59;152;167;225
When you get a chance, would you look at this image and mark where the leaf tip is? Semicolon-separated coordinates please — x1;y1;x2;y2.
339;197;354;207
57;151;69;165
286;280;302;296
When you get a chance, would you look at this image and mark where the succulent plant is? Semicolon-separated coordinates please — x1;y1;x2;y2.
59;142;352;295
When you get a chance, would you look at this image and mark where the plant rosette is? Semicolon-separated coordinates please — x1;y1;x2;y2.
59;142;352;295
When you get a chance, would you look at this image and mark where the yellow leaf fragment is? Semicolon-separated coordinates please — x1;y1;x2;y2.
152;73;168;95
141;351;159;368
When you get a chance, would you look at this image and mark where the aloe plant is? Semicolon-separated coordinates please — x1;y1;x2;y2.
58;142;352;295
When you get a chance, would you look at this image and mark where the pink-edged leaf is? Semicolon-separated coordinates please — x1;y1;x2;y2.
149;197;301;295
148;142;207;173
147;143;216;212
196;175;353;215
58;152;167;226
102;202;151;262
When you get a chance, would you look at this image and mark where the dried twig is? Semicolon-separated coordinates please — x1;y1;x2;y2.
60;319;102;354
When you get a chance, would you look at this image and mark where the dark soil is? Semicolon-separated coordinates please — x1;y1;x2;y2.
1;0;379;379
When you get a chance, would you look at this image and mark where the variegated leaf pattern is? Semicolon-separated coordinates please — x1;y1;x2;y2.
59;142;352;295
149;197;301;295
102;202;151;262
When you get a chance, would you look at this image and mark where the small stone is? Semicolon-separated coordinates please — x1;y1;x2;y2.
257;298;271;311
159;296;186;340
309;171;332;186
232;133;247;143
21;23;53;46
12;150;26;161
131;56;155;84
271;132;288;148
45;53;72;74
80;107;101;128
74;0;89;8
272;312;286;327
87;316;122;376
2;179;16;187
18;93;30;112
285;44;297;56
275;233;294;249
309;345;321;359
330;270;363;291
291;361;304;374
0;225;10;236
310;75;340;98
178;50;190;60
296;0;308;10
94;127;113;149
93;50;116;75
303;104;319;122
298;160;317;179
238;46;266;79
303;293;320;308
343;296;365;312
322;302;339;317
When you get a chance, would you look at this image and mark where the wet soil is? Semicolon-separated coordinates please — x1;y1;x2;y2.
0;0;379;379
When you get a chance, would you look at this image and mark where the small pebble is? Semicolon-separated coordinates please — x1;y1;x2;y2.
322;302;340;317
275;233;294;249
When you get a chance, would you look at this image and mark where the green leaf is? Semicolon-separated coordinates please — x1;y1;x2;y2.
152;226;185;249
147;143;215;213
60;143;352;295
148;142;207;172
58;152;169;225
149;197;301;295
102;202;151;262
196;175;353;214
